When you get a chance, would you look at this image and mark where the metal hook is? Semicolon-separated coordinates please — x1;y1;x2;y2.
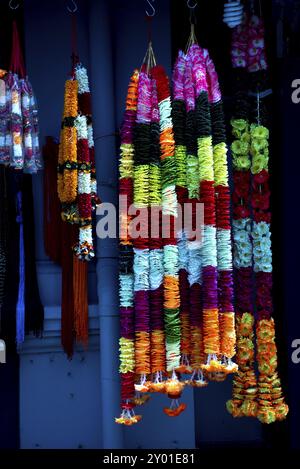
9;0;19;9
146;0;155;17
67;0;78;13
187;0;197;9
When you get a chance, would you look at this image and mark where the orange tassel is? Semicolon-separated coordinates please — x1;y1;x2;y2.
73;255;89;346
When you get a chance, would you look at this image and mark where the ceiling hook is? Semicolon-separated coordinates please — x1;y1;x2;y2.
146;0;155;17
9;0;19;9
67;0;78;13
187;0;198;9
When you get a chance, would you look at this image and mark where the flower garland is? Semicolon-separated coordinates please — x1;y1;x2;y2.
183;50;205;386
205;51;237;374
227;114;258;418
251;123;288;423
169;44;237;387
116;41;237;423
148;76;166;393
117;70;140;426
152;65;184;416
190;44;222;374
58;63;99;261
227;14;288;423
132;70;152;395
172;53;192;376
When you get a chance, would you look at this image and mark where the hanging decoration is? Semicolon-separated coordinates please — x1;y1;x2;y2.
226;14;289;423
116;11;237;424
53;7;100;357
0;21;42;173
0;18;43;348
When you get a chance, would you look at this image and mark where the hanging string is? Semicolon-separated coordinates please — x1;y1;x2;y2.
141;0;157;74
71;14;79;72
141;40;157;75
185;1;198;53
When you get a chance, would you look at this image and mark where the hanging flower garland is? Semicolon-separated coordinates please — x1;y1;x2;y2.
148;76;166;393
190;44;222;374
58;63;100;261
183;50;205;386
227;14;288;423
172;53;192;376
227;110;258;418
117;70;140;425
132;69;152;395
116;38;237;424
152;64;184;415
57;59;100;356
250;123;288;423
205;51;237;374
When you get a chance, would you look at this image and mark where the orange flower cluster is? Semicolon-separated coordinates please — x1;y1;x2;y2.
58;80;78;204
180;312;191;358
164;275;180;309
115;414;142;426
202;309;220;357
189;326;204;371
256;318;289;423
163;403;186;417
160;128;175;160
126;70;139;111
151;330;166;374
135;331;151;375
220;312;236;359
226;313;258;418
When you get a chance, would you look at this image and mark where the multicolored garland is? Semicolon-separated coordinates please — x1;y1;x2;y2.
118;70;139;424
58;63;99;261
227;14;288;423
57;60;100;356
